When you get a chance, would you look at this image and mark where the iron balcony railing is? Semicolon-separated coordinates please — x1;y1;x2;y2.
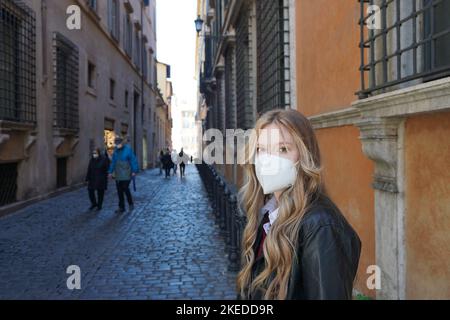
358;0;450;98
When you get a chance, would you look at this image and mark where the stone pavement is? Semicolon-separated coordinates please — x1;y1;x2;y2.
0;165;237;300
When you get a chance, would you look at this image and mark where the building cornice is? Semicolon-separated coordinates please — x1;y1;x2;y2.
352;77;450;118
310;77;450;130
308;107;361;129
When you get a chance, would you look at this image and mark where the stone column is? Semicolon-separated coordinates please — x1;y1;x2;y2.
356;117;406;300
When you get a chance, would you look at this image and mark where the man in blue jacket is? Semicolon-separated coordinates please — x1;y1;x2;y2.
108;137;139;213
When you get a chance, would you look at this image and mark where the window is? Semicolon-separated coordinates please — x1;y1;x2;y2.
108;0;120;41
358;0;450;97
143;48;148;80
0;0;36;124
423;0;450;72
110;79;115;100
148;50;153;84
53;32;79;130
125;90;129;108
0;162;18;206
124;14;132;57
121;123;128;136
87;61;96;88
56;157;68;188
87;0;97;11
134;29;141;68
256;0;291;114
235;2;254;130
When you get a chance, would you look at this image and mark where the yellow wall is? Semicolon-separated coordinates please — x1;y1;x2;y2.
405;111;450;299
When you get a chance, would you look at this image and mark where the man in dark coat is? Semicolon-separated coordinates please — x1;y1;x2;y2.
161;148;172;178
85;148;109;211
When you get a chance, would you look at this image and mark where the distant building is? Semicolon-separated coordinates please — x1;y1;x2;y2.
155;61;173;160
172;97;198;161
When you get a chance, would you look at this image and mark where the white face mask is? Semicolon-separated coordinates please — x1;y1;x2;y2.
255;153;297;194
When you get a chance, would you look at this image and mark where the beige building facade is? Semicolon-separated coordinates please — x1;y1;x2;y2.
154;60;173;162
0;0;159;213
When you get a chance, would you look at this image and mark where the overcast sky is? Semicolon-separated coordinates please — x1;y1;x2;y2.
156;0;198;109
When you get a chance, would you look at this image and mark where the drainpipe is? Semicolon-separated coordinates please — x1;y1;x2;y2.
140;0;145;168
41;0;48;85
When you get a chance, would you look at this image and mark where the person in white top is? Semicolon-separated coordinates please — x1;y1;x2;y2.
171;149;178;176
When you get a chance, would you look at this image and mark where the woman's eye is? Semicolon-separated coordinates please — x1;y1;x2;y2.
279;146;288;153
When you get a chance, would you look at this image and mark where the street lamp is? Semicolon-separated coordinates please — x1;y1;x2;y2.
195;15;224;41
195;15;204;35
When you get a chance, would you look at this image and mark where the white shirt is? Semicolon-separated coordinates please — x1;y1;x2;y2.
260;196;279;234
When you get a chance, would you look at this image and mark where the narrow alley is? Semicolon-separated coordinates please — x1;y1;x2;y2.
0;165;236;300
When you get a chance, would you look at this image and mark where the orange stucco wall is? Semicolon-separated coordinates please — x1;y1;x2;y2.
296;0;361;116
295;0;375;297
315;125;376;298
405;112;450;299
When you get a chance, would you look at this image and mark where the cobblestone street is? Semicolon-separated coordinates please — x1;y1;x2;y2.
0;165;237;300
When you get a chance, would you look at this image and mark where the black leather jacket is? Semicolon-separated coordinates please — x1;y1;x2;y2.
244;195;361;300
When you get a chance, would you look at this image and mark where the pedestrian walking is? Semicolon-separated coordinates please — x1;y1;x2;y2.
161;148;172;178
237;109;361;300
159;150;164;175
179;148;186;178
85;148;109;211
171;149;178;176
108;137;139;213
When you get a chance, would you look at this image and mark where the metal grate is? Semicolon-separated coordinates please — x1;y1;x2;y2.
0;162;18;206
225;45;237;130
53;32;79;130
358;0;450;98
256;0;291;114
235;3;254;130
0;0;36;124
216;72;225;133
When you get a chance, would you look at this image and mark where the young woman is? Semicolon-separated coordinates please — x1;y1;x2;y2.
237;109;361;300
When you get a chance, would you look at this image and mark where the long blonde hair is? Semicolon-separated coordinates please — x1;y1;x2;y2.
236;109;325;300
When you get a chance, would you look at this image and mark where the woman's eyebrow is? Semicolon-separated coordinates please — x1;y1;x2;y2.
256;142;293;148
277;141;293;145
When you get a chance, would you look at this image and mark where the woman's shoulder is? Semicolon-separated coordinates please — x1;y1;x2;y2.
299;195;355;238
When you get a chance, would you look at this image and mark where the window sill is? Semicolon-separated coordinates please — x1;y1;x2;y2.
53;127;79;137
109;101;117;108
0;120;36;132
86;87;97;97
